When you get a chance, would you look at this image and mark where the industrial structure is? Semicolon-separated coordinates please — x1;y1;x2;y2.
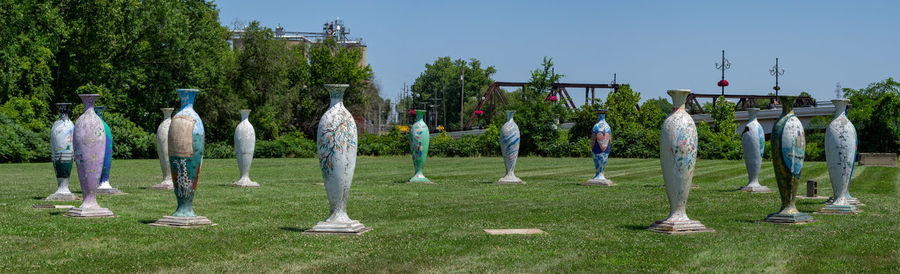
227;19;367;66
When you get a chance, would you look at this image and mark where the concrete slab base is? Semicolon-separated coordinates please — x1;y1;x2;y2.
230;181;260;187
495;177;525;184
32;204;75;209
150;183;174;190
582;179;616;186
648;219;714;234
303;220;371;235
149;216;216;227
816;204;860;215
64;206;115;218
762;212;814;224
97;188;126;195
739;185;774;193
45;193;80;201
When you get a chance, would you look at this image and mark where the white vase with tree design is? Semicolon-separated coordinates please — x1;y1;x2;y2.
739;108;772;192
818;99;860;214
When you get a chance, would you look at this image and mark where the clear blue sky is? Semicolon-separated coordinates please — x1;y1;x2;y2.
214;0;899;105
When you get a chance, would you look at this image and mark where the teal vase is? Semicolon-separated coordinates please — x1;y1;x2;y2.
409;110;431;183
764;96;812;224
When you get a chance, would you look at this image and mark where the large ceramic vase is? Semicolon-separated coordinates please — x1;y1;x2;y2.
95;107;124;194
305;84;370;235
496;111;524;184
649;89;712;234
818;99;860;214
151;89;213;227
739;108;772;193
151;108;175;190
764;96;812;224
408;110;431;183
232;109;259;187
47;103;79;201
65;94;114;218
584;109;614;186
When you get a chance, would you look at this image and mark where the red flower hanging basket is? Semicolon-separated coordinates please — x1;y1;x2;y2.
474;110;484;115
408;109;416;115
547;95;559;102
717;80;729;87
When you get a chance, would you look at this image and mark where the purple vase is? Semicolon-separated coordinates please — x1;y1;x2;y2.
65;94;114;218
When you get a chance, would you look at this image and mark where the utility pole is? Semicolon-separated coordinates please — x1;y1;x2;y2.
460;67;465;131
770;58;785;98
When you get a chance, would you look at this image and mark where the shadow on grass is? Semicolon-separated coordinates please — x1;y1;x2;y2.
32;196;45;200
618;224;648;231
138;219;156;224
280;226;310;233
48;212;63;216
715;188;741;193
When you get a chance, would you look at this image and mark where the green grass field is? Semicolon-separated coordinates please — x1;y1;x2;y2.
1;157;898;272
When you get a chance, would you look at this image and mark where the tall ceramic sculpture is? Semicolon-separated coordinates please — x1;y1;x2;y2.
497;111;524;184
584;109;614;186
739;108;772;192
649;89;713;234
151;89;214;227
817;99;860;214
65;94;114;218
408;110;431;183
95;107;124;194
232;109;259;187
305;84;370;235
151;108;175;190
47;103;79;201
764;96;812;224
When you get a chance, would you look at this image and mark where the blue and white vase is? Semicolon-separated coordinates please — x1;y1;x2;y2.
818;99;860;214
649;89;712;234
306;84;369;234
151;108;175;190
497;111;524;184
47;103;78;201
739;108;772;192
232;109;259;187
764;96;812;224
95;106;124;194
151;89;214;227
584;109;614;186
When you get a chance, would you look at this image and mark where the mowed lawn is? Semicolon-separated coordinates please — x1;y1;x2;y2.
1;156;898;272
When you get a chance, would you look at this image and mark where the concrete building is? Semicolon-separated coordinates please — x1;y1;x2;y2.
227;19;367;67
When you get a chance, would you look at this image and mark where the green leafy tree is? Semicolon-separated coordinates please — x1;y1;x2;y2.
697;96;741;160
844;78;900;153
510;57;565;155
410;57;496;130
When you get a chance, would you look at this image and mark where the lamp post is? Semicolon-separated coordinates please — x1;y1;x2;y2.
770;58;785;98
714;50;732;96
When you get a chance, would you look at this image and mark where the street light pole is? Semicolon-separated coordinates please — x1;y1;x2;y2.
770;58;785;98
460;68;465;131
714;50;732;96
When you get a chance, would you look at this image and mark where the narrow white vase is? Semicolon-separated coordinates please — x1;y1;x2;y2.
305;84;370;235
151;108;175;190
649;89;713;234
739;108;772;192
47;103;79;201
232;109;259;187
818;99;859;214
497;111;524;184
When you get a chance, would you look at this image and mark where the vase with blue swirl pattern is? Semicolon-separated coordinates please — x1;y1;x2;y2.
497;111;524;184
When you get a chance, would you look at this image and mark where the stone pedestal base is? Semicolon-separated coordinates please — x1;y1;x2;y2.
648;219;714;234
303;220;371;235
763;212;813;224
496;176;525;184
97;188;126;195
64;206;115;218
582;179;616;186
739;185;773;193
150;183;174;190
150;216;216;227
816;204;860;215
45;193;80;201
230;180;260;187
408;176;432;184
826;197;864;206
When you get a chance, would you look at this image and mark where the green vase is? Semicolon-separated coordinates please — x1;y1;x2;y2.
764;96;812;224
409;110;431;183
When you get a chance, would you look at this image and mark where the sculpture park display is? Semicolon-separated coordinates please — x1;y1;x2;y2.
152;108;175;190
408;110;431;183
764;96;812;224
151;89;214;227
65;94;114;218
649;89;713;234
497;111;524;184
47;103;79;201
817;99;860;214
95;106;124;194
304;84;370;235
232;109;259;187
739;108;772;192
584;109;614;186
